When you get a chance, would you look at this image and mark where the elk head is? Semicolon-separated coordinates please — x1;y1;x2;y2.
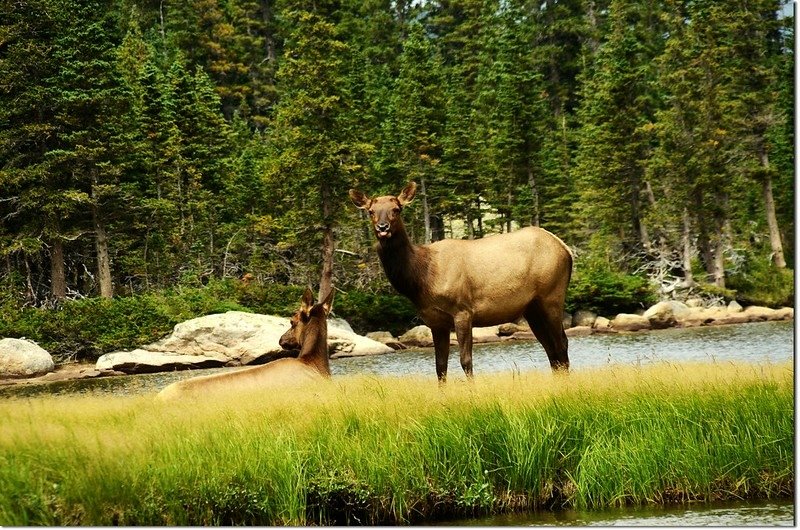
349;182;417;240
279;287;334;350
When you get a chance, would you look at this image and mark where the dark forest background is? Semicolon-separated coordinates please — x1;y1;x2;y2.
0;0;794;357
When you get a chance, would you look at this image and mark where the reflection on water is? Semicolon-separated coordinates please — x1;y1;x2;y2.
438;499;795;526
0;320;793;399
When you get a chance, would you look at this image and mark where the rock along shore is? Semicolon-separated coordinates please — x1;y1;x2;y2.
0;300;793;386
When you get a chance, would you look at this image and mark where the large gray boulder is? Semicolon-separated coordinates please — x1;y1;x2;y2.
399;325;434;347
96;349;230;374
0;338;55;378
470;326;502;344
572;310;597;328
680;306;728;327
143;311;289;365
593;316;613;332
611;313;651;332
643;301;691;329
328;320;394;358
97;311;392;373
565;326;593;337
498;320;530;336
365;331;407;350
727;300;744;313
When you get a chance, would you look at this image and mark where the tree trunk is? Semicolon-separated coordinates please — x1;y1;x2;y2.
319;225;334;301
50;237;66;300
421;177;431;244
24;256;36;304
527;165;540;227
759;150;786;268
506;190;513;232
711;191;728;288
681;208;694;287
712;235;725;288
475;196;483;238
319;181;335;301
93;207;113;298
260;0;277;63
693;190;714;280
585;0;600;54
91;172;113;298
630;179;650;251
430;214;445;242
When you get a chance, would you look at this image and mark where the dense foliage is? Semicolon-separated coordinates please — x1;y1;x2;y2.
0;0;793;315
0;279;421;360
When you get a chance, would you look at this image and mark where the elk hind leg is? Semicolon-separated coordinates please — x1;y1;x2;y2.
431;326;451;383
454;312;474;378
524;301;569;371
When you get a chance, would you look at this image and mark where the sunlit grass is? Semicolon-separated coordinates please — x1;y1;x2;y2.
0;361;793;525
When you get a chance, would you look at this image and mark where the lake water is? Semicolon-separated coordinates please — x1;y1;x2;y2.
330;319;795;379
1;320;793;398
439;498;795;526
1;320;794;526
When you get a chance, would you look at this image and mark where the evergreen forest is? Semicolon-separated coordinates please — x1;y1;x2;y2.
0;0;794;346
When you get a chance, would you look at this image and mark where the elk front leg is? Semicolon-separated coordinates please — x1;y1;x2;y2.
454;312;474;378
431;326;451;383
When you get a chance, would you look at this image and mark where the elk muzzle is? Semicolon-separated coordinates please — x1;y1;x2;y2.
279;327;300;350
375;222;391;238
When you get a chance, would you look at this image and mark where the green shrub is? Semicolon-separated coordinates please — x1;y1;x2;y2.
566;262;657;315
0;280;417;362
690;282;739;303
0;297;179;362
231;281;306;316
333;290;419;336
727;259;794;307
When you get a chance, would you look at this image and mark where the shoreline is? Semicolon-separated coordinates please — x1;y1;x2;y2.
0;316;792;390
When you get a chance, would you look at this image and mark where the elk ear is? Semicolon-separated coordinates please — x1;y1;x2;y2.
300;286;314;315
397;182;417;206
349;189;371;210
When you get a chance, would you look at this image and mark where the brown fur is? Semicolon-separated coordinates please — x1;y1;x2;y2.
350;182;573;381
156;288;333;401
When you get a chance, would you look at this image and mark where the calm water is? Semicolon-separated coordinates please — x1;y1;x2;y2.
1;320;793;398
330;319;795;379
1;320;794;526
439;498;795;526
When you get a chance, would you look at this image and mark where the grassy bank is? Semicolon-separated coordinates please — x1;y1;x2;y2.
0;361;792;525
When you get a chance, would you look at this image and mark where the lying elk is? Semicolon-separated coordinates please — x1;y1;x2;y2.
157;288;333;401
350;182;573;381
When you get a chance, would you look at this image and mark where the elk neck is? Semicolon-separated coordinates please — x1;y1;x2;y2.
298;314;330;375
376;219;431;305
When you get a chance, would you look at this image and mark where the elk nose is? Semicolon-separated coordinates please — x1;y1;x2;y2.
376;222;390;233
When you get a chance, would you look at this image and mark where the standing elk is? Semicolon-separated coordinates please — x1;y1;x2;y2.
156;288;333;401
349;182;573;381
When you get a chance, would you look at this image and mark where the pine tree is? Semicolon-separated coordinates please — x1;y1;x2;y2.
0;0;62;301
650;0;772;288
378;23;446;243
474;1;550;232
572;0;665;258
266;3;367;298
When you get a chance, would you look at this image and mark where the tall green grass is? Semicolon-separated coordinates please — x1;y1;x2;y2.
0;362;792;525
